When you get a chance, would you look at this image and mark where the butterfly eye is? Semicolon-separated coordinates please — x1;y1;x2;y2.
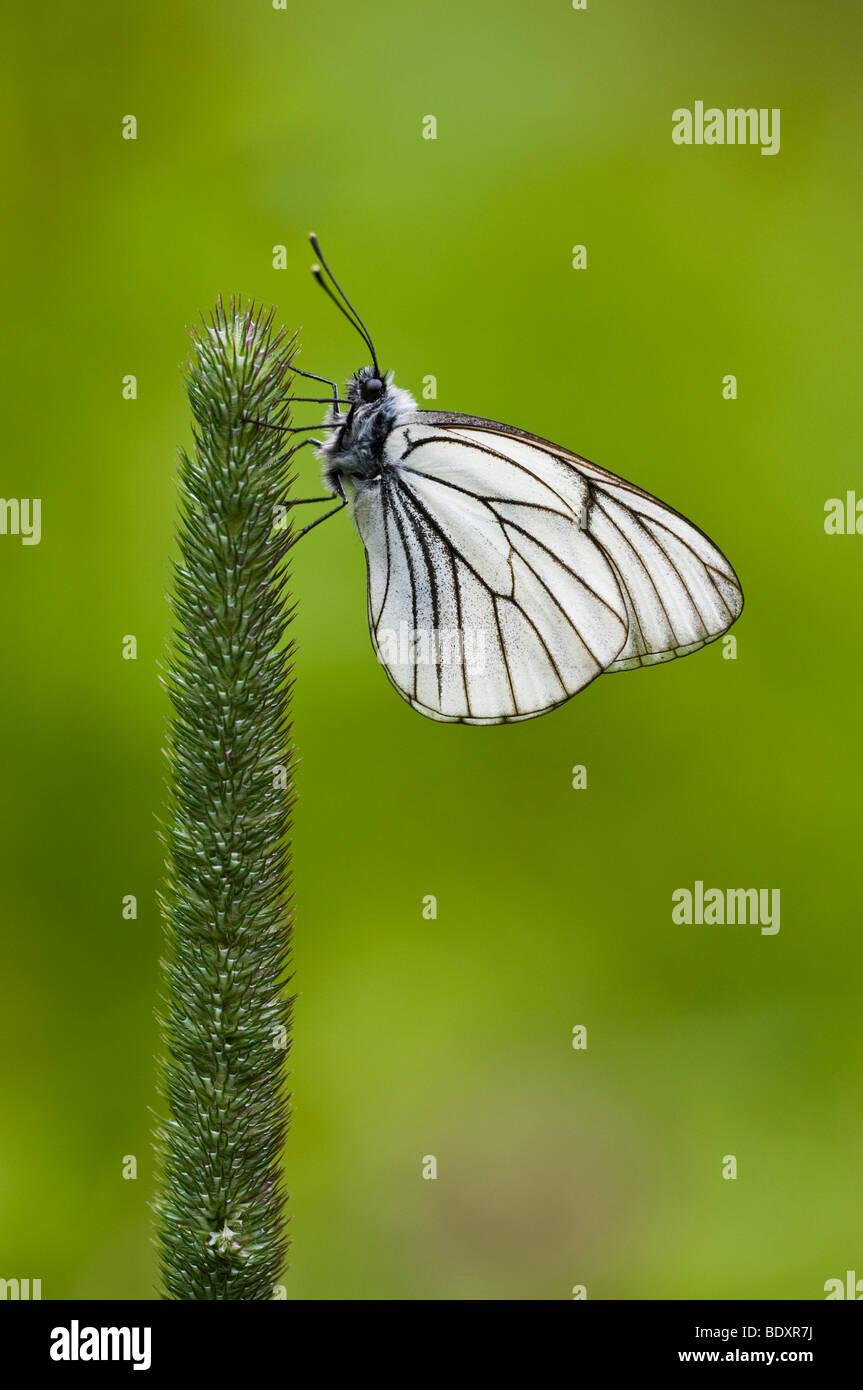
361;377;384;401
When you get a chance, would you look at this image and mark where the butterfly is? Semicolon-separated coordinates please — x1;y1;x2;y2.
278;236;743;725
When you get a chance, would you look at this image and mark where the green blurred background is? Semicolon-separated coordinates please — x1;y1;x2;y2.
1;0;861;1300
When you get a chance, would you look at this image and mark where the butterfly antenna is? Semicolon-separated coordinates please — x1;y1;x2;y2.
309;233;380;373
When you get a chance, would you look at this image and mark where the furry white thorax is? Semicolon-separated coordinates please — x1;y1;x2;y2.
319;372;417;491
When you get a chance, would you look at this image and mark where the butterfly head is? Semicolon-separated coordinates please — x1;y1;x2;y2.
339;366;416;431
323;366;394;451
347;364;389;407
308;237;415;479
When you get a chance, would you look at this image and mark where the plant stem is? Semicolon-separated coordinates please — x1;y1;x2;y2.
155;298;296;1300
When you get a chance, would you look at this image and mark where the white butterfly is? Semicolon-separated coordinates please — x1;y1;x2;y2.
285;238;743;725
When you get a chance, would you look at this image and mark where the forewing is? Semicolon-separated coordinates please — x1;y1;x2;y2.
417;412;744;673
352;424;629;724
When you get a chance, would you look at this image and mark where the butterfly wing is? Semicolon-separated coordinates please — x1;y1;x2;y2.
351;420;631;723
351;413;742;724
417;412;745;674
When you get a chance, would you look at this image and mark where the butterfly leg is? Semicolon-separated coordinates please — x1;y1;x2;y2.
286;495;338;506
285;436;321;460
285;365;343;415
247;428;347;546
243;420;342;434
245;365;345;430
284;475;348;551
